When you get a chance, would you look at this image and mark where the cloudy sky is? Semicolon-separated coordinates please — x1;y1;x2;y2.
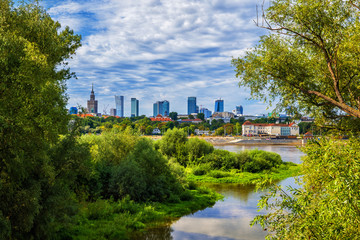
41;0;271;116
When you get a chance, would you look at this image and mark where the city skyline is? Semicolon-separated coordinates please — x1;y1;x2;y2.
42;0;272;116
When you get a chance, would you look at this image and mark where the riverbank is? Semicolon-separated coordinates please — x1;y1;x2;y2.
147;135;304;146
62;187;222;240
186;163;301;184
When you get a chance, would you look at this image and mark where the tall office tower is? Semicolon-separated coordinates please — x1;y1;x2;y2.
131;98;139;117
187;97;197;115
214;99;224;113
153;100;170;116
236;105;243;115
115;95;124;117
87;84;98;114
110;108;116;116
200;108;212;118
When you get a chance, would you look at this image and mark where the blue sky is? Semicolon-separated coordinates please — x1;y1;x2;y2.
41;0;271;116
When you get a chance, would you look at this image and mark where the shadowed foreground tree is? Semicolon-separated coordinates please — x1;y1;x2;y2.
232;0;360;133
0;0;81;238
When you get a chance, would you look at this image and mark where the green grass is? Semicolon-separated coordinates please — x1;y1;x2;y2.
186;163;301;184
60;188;222;240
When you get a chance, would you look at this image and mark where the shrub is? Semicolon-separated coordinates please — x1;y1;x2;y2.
185;138;214;163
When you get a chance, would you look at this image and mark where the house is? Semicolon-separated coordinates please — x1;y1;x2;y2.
152;128;161;135
149;114;173;122
242;121;299;136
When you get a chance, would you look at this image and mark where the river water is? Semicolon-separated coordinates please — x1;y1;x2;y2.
135;145;304;240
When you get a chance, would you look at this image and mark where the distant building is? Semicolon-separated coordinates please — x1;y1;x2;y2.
200;108;212;118
110;108;116;116
178;118;203;124
131;98;139;117
242;121;299;136
233;105;243;115
115;95;124;117
87;84;98;114
214;99;224;113
69;107;78;115
150;114;172;122
152;128;161;135
153;100;170;116
187;97;197;115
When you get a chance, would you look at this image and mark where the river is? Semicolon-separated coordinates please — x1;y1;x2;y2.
135;145;305;240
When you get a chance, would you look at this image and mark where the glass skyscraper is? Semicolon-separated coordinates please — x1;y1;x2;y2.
153;100;170;116
200;108;212;118
214;99;224;112
131;98;139;117
235;105;243;115
115;95;124;117
187;97;197;115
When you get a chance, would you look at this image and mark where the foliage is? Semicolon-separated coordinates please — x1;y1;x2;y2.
253;138;360;239
0;0;81;238
158;128;188;164
185;138;214;162
109;138;182;202
169;112;178;121
62;188;222;239
232;0;360;131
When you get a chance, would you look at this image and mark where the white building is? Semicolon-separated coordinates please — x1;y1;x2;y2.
242;121;299;136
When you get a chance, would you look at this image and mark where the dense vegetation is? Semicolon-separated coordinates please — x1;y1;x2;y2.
253;138;360;239
156;128;300;183
234;0;360;239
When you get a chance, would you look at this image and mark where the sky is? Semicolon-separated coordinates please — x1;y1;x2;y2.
40;0;271;116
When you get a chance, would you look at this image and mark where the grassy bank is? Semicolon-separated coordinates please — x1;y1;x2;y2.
186;163;301;184
61;187;222;240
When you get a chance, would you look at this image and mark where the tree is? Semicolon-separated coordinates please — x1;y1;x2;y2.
253;138;360;239
197;113;205;121
232;0;360;132
0;0;81;238
188;114;195;119
169;112;178;121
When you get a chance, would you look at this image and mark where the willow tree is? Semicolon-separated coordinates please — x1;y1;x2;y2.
0;0;81;238
232;0;360;132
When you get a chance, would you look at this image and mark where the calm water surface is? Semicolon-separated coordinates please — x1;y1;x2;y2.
135;145;304;240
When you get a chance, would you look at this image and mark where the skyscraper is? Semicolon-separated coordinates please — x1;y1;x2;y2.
200;108;212;118
110;108;116;116
131;98;139;117
87;84;98;114
236;105;243;115
187;97;197;115
153;100;170;116
214;99;224;113
115;95;124;117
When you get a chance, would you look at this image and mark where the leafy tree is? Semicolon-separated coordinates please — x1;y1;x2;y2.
232;0;360;131
188;114;195;119
169;112;178;120
197;113;205;121
253;138;360;239
0;0;81;238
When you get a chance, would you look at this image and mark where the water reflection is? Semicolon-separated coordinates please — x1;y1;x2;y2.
135;146;303;240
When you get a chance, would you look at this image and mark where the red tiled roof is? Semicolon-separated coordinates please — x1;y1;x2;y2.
181;119;202;122
77;114;96;118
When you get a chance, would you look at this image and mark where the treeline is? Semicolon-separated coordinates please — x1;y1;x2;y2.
71;114;315;135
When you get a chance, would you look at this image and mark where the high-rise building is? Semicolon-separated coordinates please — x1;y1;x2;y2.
131;98;139;117
69;107;78;115
187;97;197;115
234;105;243;115
200;108;212;118
115;95;124;117
110;108;116;116
153;100;170;116
214;99;224;113
87;84;98;114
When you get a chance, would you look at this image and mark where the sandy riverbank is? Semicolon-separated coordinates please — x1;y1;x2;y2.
145;135;304;146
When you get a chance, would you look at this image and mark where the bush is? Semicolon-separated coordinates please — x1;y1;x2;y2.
185;138;214;162
109;138;182;202
244;149;282;173
207;170;231;178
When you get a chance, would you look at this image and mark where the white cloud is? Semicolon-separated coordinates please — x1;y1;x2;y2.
47;0;271;116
